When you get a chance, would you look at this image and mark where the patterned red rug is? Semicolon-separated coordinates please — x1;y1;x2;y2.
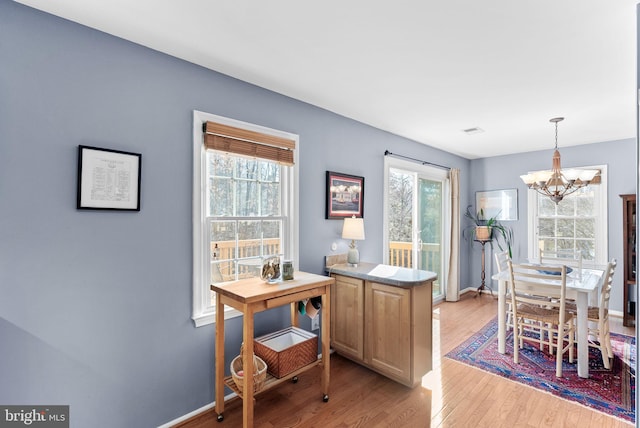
446;317;636;423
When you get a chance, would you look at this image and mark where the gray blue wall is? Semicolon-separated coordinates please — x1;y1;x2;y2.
1;1;635;426
0;2;471;426
470;139;636;312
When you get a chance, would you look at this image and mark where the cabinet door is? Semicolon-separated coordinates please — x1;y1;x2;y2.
365;281;411;384
331;274;364;360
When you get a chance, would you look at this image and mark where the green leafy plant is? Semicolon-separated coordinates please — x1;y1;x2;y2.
463;205;513;257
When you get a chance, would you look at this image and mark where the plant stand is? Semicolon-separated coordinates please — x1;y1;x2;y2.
474;239;492;297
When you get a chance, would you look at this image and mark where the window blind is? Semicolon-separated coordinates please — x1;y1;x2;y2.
203;121;295;165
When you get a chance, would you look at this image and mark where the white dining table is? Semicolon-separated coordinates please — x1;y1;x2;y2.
492;266;604;378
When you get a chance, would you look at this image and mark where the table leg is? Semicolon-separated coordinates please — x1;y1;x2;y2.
215;294;225;419
498;279;506;354
576;292;589;378
242;305;255;427
291;300;299;327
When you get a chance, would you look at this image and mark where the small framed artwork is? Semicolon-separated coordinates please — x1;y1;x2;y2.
326;171;364;219
77;145;142;211
475;188;518;221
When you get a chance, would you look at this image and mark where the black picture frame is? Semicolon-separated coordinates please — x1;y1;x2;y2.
325;171;364;219
77;145;142;211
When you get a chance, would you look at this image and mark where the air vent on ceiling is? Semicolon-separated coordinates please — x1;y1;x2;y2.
462;127;484;135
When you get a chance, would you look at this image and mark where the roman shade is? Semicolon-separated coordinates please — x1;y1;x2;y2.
203;121;295;165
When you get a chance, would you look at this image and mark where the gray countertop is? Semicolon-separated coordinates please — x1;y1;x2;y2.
326;262;437;287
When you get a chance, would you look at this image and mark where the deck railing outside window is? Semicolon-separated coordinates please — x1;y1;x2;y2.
389;241;441;295
211;238;281;282
211;240;440;294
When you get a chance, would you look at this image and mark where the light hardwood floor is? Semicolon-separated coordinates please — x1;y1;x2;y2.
176;292;635;427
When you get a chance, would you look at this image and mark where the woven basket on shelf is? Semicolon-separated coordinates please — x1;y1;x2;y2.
230;344;267;394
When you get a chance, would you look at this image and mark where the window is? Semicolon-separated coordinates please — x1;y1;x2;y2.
192;111;298;327
526;165;607;265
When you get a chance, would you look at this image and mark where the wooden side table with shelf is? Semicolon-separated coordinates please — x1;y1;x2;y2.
211;271;333;427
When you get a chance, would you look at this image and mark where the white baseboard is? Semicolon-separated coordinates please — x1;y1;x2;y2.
460;286;494;295
157;393;234;428
609;309;624;319
157;352;328;427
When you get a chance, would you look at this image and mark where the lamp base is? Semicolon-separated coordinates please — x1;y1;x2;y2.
347;247;360;267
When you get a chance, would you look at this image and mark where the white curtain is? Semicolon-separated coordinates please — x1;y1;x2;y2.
446;168;460;301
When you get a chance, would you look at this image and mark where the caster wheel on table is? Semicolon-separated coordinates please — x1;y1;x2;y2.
292;376;298;383
323;394;329;402
217;414;224;422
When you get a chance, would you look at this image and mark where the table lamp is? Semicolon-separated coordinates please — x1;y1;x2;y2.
342;215;365;266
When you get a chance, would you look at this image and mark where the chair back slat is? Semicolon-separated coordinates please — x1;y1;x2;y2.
507;262;568;322
494;251;509;273
539;249;583;271
599;259;617;319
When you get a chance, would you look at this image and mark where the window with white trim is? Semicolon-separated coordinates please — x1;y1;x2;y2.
192;111;298;327
527;165;607;265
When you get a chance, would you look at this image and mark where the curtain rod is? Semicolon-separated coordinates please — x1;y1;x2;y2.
384;150;451;171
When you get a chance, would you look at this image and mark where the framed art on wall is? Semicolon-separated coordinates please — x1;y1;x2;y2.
77;145;142;211
326;171;364;219
475;188;517;221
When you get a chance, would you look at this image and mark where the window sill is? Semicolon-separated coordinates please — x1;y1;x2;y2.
192;308;242;327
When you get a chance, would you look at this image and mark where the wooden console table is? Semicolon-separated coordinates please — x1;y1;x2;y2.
211;271;333;427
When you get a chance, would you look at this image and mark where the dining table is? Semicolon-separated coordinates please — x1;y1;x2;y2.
492;264;604;378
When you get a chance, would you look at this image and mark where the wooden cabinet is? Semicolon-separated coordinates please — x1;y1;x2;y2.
329;263;434;387
331;274;364;360
366;281;412;383
621;194;636;327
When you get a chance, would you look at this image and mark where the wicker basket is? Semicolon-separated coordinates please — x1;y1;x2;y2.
230;344;267;394
254;327;318;378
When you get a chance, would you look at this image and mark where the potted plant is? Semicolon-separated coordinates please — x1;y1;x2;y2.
463;205;513;257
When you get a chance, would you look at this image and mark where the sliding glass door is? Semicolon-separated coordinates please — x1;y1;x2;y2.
418;177;443;295
384;157;450;301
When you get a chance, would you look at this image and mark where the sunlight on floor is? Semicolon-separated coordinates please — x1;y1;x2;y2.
422;307;443;426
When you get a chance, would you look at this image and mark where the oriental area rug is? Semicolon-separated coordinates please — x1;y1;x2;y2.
446;317;636;423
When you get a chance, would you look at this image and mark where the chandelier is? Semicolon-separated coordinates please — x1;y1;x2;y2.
520;117;599;204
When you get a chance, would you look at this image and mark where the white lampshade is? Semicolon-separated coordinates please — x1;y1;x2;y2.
342;216;364;266
562;169;581;181
519;173;536;185
532;170;553;183
342;216;365;240
578;169;598;182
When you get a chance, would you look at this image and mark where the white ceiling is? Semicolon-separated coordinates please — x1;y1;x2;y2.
14;0;638;159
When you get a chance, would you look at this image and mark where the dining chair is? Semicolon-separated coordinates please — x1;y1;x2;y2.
507;261;575;377
539;249;584;288
495;250;510;272
494;251;512;328
498;251;553;342
566;259;617;369
539;249;583;271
